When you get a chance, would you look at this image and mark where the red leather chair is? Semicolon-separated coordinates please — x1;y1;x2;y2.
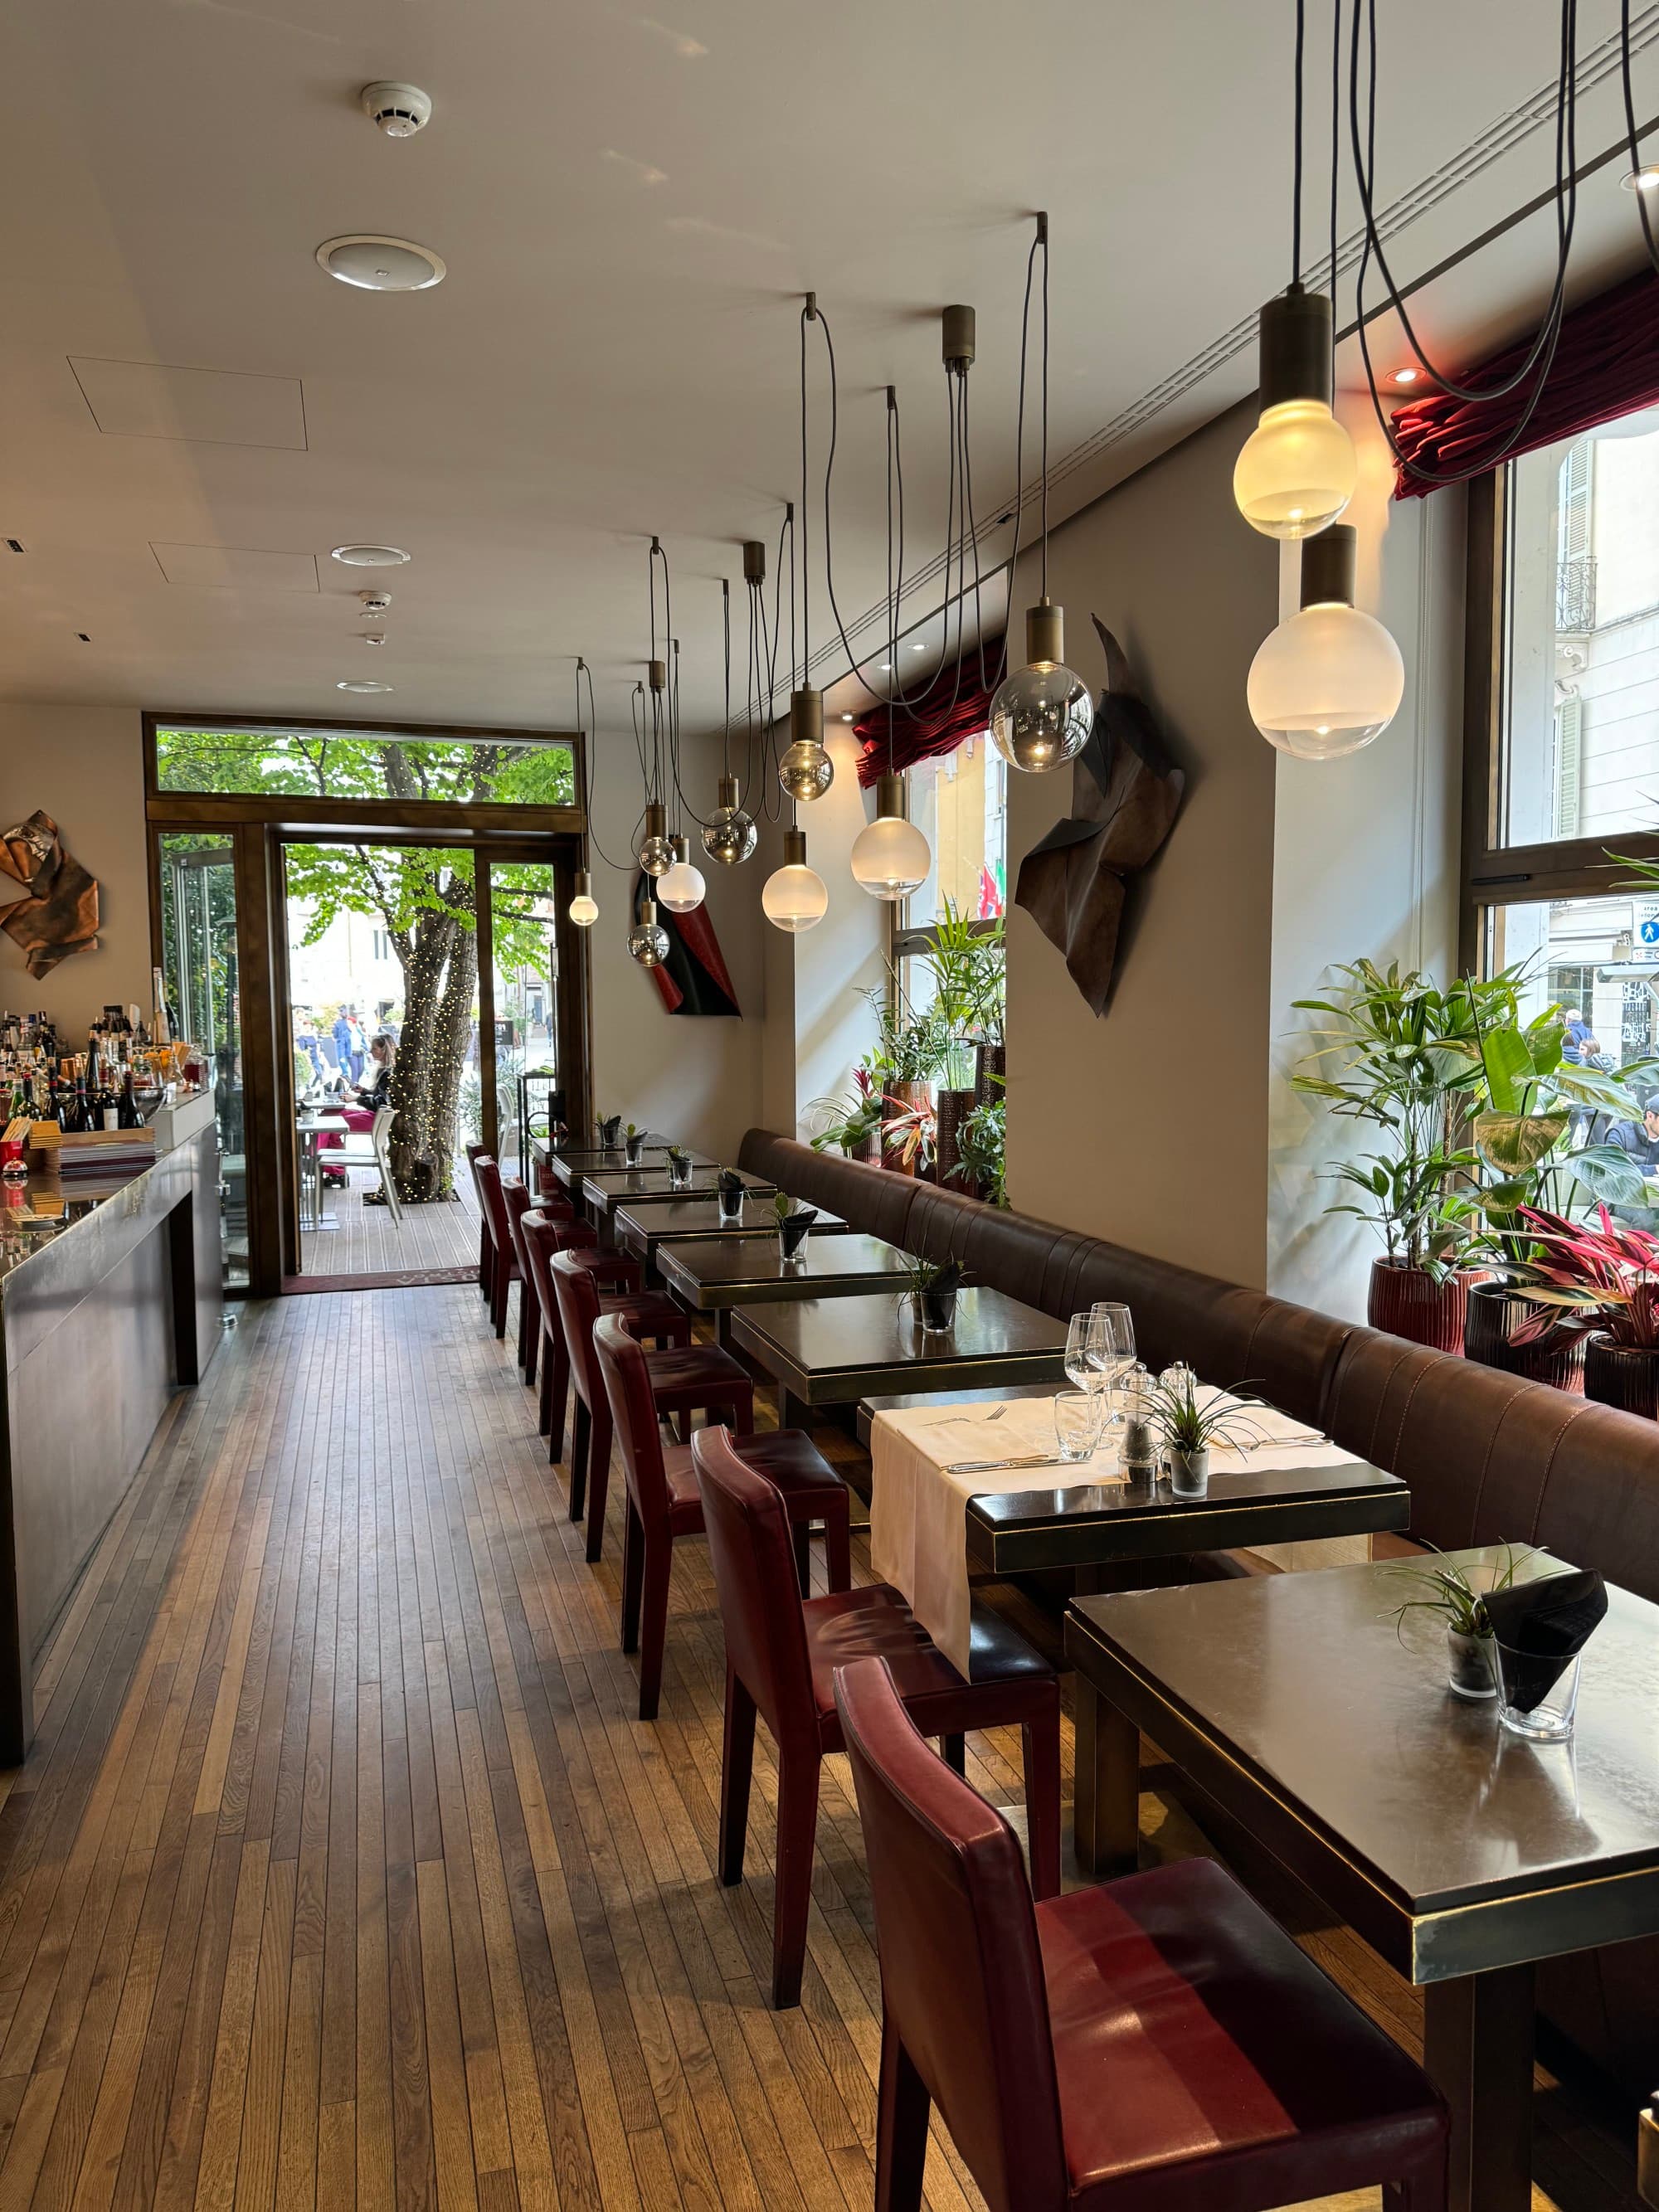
502;1180;577;1381
465;1142;491;1301
832;1660;1448;2212
524;1214;688;1457
550;1252;753;1563
692;1426;1061;2010
474;1155;527;1339
593;1315;851;1720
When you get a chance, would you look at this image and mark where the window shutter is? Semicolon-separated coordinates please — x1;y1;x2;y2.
1554;693;1584;839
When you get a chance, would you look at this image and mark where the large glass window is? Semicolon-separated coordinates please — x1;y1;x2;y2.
902;737;1007;929
153;723;576;809
1499;406;1659;850
1486;892;1659;1073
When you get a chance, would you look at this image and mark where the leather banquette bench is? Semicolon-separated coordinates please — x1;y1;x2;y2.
737;1126;1659;2100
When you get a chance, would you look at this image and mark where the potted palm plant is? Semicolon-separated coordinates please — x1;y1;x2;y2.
864;977;949;1178
948;1081;1006;1207
1506;1204;1659;1415
925;905;1005;1183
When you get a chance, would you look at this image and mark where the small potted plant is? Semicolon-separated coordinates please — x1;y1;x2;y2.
598;1112;623;1150
772;1192;816;1262
666;1143;693;1190
904;1256;965;1334
624;1121;646;1167
1145;1374;1266;1497
805;1062;883;1163
947;1080;1006;1208
1384;1542;1543;1700
1505;1204;1659;1416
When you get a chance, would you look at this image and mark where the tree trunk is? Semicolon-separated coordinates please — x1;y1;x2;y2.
388;909;470;1202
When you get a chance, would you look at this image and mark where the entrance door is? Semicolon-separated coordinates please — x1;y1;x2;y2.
277;837;583;1288
157;834;246;1290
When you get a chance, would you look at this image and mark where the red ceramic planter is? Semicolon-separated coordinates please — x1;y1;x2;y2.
1366;1261;1482;1354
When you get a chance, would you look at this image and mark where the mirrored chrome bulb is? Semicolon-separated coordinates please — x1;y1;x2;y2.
701;775;757;865
627;902;670;966
988;600;1092;772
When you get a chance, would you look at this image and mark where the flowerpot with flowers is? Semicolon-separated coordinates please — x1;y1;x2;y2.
806;1062;884;1164
1504;1204;1659;1416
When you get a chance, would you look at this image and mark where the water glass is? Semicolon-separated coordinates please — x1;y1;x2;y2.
1496;1643;1581;1742
717;1186;745;1227
1053;1393;1104;1463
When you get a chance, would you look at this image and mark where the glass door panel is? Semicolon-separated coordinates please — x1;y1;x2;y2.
158;834;246;1290
487;863;562;1181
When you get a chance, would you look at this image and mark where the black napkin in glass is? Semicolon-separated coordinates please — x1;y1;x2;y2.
599;1115;622;1147
1482;1569;1608;1712
779;1208;817;1257
718;1169;746;1203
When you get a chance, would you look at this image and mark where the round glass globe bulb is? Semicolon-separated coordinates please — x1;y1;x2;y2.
701;807;757;866
638;834;674;878
627;917;669;967
658;855;705;914
568;892;599;928
1233;399;1357;541
778;741;834;804
761;862;829;934
1246;601;1405;760
989;660;1092;773
849;811;932;901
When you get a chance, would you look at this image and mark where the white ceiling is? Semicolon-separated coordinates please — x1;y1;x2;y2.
2;0;1657;746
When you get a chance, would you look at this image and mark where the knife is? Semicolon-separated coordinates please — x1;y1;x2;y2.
944;1453;1063;1475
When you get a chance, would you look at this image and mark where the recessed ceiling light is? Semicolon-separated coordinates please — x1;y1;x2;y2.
1623;166;1659;192
331;544;410;568
910;642;926;652
316;235;446;291
840;712;854;722
337;678;394;693
1390;367;1421;386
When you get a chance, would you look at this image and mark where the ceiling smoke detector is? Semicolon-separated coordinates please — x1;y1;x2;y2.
360;82;433;138
316;234;445;291
358;588;393;613
332;544;410;568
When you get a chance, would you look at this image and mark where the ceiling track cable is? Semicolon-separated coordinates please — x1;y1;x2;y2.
575;658;633;875
1352;0;1579;483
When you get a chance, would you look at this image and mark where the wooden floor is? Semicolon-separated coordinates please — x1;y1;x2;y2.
0;1281;1641;2212
298;1159;480;1283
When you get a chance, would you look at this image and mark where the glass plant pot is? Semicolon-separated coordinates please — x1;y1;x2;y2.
668;1155;693;1190
916;1286;958;1334
1167;1446;1209;1498
777;1219;811;1262
625;1135;645;1167
1447;1628;1496;1702
717;1190;745;1228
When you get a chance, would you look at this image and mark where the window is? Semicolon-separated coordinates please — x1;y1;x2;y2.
901;737;1008;930
150;722;577;810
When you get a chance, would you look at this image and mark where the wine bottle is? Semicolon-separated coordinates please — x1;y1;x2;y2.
117;1069;143;1130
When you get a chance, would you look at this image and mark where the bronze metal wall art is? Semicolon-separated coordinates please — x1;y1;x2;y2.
0;811;100;978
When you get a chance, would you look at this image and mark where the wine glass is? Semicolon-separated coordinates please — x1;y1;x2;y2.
1064;1313;1101;1398
1087;1302;1136;1403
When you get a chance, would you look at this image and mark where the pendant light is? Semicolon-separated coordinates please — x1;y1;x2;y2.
627;896;669;967
761;824;828;933
568;868;599;927
703;570;758;865
989;216;1092;774
638;795;674;877
1247;523;1403;758
851;386;932;899
658;834;706;914
778;296;833;803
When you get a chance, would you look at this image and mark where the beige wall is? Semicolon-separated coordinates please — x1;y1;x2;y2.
1005;404;1281;1288
0;702;151;1028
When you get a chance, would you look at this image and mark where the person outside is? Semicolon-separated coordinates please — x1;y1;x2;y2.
332;1009;353;1085
347;1009;368;1083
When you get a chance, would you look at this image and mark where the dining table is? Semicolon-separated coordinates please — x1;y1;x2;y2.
578;1164;775;1241
538;1137;688;1193
1064;1550;1659;2212
726;1285;1068;1435
657;1231;919;1347
294;1111;350;1231
614;1194;849;1276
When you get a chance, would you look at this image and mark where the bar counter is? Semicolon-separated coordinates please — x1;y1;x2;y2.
0;1093;223;1759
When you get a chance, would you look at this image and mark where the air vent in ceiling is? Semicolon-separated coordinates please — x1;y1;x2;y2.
3;538;25;554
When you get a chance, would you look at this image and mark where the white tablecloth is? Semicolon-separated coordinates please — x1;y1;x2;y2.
868;1390;1361;1678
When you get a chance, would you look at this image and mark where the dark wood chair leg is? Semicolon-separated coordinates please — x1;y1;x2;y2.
569;1400;590;1521
941;1734;966;1775
537;1333;553;1437
770;1749;821;2009
620;1504;645;1654
479;1218;491;1298
636;1534;673;1722
791;1519;811;1597
718;1670;757;1888
1384;2166;1448;2212
583;1406;615;1563
874;2012;931;2212
490;1259;510;1339
733;1390;755;1436
547;1338;571;1464
822;1496;851;1593
520;1289;538;1385
1020;1703;1063;1901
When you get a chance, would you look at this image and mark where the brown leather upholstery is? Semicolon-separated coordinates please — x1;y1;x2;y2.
551;1252;752;1564
593;1315;850;1720
834;1656;1447;2212
738;1123;1659;2094
693;1426;1060;2009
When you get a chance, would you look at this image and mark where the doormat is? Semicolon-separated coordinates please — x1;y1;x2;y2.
282;1266;477;1295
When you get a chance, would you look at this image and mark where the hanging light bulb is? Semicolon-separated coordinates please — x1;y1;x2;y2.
989;599;1092;773
702;773;757;866
1248;524;1404;760
627;897;670;967
779;685;833;802
850;771;930;901
568;868;599;927
761;825;828;933
658;834;706;914
637;798;674;878
1233;284;1356;542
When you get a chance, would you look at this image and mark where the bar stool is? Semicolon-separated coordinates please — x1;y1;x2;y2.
692;1426;1061;2009
593;1315;850;1720
523;1213;684;1458
833;1656;1449;2212
549;1251;752;1563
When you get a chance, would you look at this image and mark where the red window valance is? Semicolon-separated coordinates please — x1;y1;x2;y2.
1392;268;1659;498
851;637;1004;789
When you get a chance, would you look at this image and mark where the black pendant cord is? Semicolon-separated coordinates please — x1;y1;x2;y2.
1623;0;1659;270
1329;0;1341;316
1292;0;1307;286
575;659;632;876
1039;216;1050;605
721;578;731;783
1352;0;1576;482
886;391;897;777
1351;0;1578;411
986;219;1044;701
799;302;811;678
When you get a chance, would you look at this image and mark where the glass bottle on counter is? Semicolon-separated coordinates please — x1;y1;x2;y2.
117;1068;143;1130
